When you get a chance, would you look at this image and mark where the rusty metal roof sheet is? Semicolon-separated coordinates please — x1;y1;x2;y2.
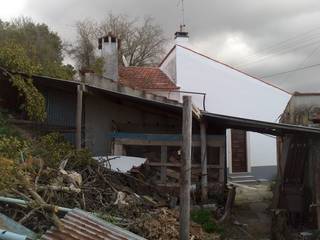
41;209;146;240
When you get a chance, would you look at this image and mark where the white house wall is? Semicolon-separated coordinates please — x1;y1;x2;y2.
172;45;291;177
175;46;291;120
160;48;177;83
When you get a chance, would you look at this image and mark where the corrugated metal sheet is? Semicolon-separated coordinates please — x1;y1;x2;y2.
45;89;76;128
41;209;146;240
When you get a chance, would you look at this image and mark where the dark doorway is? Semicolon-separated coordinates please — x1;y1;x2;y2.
231;129;248;172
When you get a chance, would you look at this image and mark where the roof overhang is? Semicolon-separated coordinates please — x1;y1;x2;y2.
203;111;320;136
5;69;320;137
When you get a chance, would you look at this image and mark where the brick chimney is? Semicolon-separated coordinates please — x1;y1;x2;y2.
98;33;119;81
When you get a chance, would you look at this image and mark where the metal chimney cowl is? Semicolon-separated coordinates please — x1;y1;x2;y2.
98;33;119;81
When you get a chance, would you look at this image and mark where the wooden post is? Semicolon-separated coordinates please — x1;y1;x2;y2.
200;120;208;203
312;139;320;229
180;95;192;240
219;145;226;183
161;146;168;183
76;84;83;150
113;143;123;155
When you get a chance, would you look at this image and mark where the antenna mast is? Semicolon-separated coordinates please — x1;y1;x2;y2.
178;0;186;31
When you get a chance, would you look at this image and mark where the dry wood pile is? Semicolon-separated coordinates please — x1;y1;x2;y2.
0;116;222;239
0;155;219;239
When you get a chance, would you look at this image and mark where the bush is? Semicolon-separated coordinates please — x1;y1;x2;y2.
30;132;73;168
0;110;20;137
191;209;224;234
0;157;23;191
0;136;28;160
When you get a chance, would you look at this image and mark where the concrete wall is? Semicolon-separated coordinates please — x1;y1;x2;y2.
282;94;320;126
84;95;181;156
147;90;181;101
160;48;177;83
161;45;291;172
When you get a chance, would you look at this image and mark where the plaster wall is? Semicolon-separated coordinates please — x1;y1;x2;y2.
288;95;320;111
172;46;291;169
160;48;177;83
84;95;181;155
147;90;181;101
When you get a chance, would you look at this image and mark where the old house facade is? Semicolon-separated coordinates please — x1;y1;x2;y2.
157;32;292;180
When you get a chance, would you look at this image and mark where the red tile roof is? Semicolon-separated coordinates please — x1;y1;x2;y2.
119;66;179;90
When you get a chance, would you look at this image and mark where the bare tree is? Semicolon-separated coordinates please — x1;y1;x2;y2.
67;21;96;70
69;13;168;69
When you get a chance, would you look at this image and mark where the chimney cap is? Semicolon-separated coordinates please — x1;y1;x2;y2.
98;32;118;49
175;31;189;39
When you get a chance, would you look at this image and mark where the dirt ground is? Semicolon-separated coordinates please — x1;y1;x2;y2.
222;182;273;240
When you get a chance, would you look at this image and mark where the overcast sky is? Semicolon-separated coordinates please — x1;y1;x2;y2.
2;0;320;92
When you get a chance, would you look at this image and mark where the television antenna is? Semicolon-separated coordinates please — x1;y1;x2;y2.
177;0;186;31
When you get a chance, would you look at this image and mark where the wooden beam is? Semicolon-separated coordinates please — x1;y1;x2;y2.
76;84;83;150
146;162;221;168
200;121;208;203
180;95;192;240
160;146;167;183
157;182;223;188
113;135;225;147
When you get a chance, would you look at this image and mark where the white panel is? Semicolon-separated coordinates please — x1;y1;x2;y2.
248;132;277;167
226;129;232;170
175;46;291;122
174;45;290;168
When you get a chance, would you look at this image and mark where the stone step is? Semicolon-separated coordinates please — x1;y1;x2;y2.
231;179;257;184
228;174;257;184
229;175;254;179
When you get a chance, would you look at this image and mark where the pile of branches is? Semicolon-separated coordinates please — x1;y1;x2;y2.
0;157;169;234
0;121;221;239
0;128;170;237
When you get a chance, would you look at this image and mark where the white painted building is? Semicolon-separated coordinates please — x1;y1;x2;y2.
158;32;292;180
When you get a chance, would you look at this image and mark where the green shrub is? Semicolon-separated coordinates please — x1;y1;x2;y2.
191;209;224;234
30;132;73;168
191;209;211;225
0;157;22;191
0;110;20;137
0;136;28;161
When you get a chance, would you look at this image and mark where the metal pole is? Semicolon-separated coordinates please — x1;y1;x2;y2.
180;95;192;240
76;84;83;150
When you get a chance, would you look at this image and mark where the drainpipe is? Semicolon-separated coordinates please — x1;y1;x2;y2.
0;196;71;213
0;229;28;240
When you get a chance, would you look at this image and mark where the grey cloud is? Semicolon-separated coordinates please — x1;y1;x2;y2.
20;0;320;92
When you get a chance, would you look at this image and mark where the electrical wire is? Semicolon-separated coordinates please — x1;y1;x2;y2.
237;38;320;68
260;63;320;79
271;43;320;83
234;26;320;65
